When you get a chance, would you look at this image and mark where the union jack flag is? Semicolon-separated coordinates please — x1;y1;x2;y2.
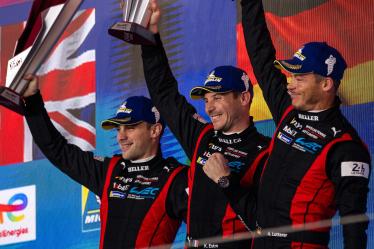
0;0;96;165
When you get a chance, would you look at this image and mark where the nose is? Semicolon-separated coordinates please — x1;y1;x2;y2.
287;77;296;91
205;100;215;114
117;126;128;139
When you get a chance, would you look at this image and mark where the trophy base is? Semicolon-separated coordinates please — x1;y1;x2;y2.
108;22;156;45
0;87;25;115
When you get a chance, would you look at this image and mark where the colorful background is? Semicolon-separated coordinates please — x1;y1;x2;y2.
0;0;373;248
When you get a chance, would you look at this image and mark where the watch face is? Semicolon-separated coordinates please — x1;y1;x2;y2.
218;176;230;188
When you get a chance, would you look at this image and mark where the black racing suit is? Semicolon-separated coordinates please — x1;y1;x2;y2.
24;92;188;249
141;34;270;248
239;0;372;248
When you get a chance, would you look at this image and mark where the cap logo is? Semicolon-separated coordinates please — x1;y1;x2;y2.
325;55;336;76
294;47;306;61
151;107;160;123
205;71;222;84
241;73;250;91
117;102;132;114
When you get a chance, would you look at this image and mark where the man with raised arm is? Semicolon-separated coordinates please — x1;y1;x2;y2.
140;1;270;248
207;0;371;248
22;75;188;249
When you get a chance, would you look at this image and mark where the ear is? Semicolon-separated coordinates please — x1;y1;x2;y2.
321;77;335;92
240;91;252;106
150;123;163;139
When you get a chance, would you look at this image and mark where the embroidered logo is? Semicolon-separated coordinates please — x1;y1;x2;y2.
325;55;337;76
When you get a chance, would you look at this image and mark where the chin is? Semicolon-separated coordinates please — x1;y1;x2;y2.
292;101;303;110
212;123;223;131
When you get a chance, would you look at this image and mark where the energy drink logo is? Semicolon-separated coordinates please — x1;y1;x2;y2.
0;185;36;246
81;187;100;232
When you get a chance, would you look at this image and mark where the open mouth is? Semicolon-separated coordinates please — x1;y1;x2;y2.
288;91;299;99
210;114;222;122
119;141;132;150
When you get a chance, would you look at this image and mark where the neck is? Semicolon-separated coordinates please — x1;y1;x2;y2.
224;117;250;134
131;155;156;163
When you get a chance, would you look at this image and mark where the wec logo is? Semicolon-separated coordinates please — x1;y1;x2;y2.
129;187;160;199
295;137;322;152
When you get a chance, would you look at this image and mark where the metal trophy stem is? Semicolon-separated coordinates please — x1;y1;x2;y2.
108;0;156;45
0;0;84;115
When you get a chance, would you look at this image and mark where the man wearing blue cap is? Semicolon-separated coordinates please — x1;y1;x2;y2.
140;1;270;248
221;0;371;249
21;76;188;249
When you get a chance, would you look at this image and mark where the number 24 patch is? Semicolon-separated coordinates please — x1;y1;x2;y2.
341;162;370;179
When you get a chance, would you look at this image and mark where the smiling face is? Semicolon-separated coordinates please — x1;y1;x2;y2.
116;122;159;160
203;92;249;133
287;73;329;111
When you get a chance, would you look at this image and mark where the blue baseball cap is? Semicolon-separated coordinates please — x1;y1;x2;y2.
190;65;253;99
274;42;347;81
101;96;162;130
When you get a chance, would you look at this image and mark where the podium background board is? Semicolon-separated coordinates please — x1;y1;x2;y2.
0;0;373;248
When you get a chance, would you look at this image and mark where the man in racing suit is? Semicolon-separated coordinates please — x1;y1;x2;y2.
206;0;371;248
140;1;270;248
22;76;188;249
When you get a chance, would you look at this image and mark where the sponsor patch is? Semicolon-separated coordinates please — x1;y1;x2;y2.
341;162;370;179
128;187;159;200
109;191;127;199
283;125;297;137
304;125;326;138
277;132;293;144
197;157;207;166
218;137;242;144
134;175;159;186
298;114;319;121
209;143;222;152
127;165;149;172
294;137;322;154
112;182;129;191
227;161;245;173
290;118;303;130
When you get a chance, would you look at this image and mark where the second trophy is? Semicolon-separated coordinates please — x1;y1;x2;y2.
108;0;156;45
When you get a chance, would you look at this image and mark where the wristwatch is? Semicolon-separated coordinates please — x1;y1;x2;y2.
217;175;230;188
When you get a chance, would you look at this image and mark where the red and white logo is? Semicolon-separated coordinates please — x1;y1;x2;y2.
0;185;36;246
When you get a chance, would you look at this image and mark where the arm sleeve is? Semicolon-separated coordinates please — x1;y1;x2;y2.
141;34;207;159
241;0;291;123
327;141;371;249
24;91;108;196
222;175;257;230
165;166;188;222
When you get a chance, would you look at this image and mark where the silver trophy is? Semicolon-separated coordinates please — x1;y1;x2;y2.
108;0;156;45
0;0;83;115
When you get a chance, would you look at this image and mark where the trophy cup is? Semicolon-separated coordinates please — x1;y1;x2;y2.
108;0;156;45
0;0;83;115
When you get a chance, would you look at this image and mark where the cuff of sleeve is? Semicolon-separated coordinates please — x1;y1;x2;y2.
222;178;241;201
24;91;44;115
141;33;163;57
